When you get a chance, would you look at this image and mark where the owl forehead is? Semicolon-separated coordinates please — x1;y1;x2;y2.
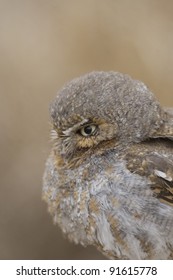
51;90;118;130
50;94;104;129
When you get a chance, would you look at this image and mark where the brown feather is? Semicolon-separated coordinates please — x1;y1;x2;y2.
125;139;173;206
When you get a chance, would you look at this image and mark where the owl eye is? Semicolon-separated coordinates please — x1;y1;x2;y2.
79;124;97;137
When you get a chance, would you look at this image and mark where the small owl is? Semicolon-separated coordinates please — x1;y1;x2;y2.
43;71;173;259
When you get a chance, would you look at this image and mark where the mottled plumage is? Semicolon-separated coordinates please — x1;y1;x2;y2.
43;71;173;259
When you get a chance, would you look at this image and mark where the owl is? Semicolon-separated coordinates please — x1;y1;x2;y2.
43;71;173;259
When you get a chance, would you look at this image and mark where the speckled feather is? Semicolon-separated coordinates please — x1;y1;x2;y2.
43;71;173;259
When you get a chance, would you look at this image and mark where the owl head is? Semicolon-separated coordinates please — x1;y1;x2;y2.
50;71;165;165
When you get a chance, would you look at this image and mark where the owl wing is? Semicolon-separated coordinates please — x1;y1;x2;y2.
141;153;173;206
150;109;173;205
126;142;173;207
125;108;173;206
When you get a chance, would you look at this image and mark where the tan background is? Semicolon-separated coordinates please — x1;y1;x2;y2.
0;0;173;260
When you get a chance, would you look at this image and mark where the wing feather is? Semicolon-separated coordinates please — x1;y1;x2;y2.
125;144;173;206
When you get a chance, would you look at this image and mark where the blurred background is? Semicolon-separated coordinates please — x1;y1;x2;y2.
1;0;173;260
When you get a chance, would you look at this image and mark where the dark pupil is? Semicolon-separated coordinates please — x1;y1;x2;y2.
84;126;92;135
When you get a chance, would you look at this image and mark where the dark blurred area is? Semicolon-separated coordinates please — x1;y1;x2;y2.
0;0;173;260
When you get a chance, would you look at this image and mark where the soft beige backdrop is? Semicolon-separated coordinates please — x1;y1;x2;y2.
0;0;173;259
